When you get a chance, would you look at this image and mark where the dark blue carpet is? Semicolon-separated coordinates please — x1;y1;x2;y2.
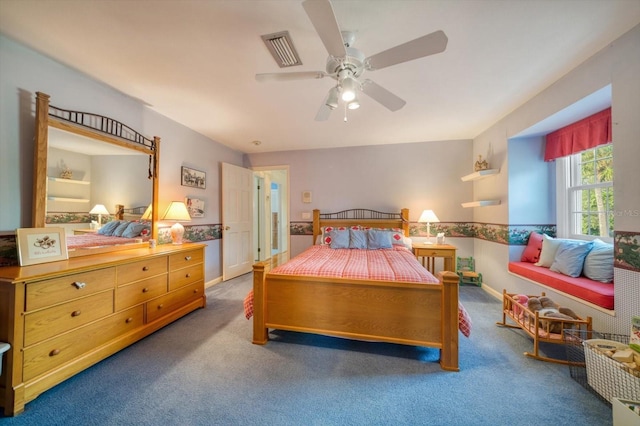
1;274;611;425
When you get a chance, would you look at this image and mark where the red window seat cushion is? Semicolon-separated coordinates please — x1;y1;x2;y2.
508;261;614;310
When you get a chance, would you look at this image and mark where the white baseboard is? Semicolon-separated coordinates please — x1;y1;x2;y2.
205;277;223;288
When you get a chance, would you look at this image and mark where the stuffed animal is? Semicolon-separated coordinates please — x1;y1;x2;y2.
526;296;581;333
512;294;529;318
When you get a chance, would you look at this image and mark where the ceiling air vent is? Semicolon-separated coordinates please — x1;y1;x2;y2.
261;31;302;68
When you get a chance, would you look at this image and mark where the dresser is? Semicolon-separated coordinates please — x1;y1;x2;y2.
0;243;205;416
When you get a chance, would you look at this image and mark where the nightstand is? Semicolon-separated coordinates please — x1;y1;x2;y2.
412;243;457;274
73;228;98;235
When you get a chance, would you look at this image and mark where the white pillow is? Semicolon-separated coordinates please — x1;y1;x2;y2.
535;234;564;267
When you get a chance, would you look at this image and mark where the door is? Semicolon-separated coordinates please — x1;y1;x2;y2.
222;163;254;280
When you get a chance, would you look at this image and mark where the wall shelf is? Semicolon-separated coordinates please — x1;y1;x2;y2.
48;177;90;185
47;196;90;203
461;200;501;208
460;169;499;182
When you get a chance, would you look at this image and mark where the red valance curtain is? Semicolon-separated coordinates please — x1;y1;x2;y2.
544;107;611;162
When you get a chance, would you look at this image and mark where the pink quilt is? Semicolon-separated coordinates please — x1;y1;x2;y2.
244;245;472;337
67;234;148;249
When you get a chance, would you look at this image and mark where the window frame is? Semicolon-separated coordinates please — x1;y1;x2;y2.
555;144;614;243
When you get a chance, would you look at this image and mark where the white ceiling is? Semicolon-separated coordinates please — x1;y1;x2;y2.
1;0;638;154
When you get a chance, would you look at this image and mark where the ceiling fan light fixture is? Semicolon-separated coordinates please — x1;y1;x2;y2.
341;77;357;102
326;86;339;110
347;97;360;110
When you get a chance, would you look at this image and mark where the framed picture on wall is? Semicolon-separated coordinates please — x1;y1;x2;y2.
185;197;205;218
16;227;68;266
181;166;206;189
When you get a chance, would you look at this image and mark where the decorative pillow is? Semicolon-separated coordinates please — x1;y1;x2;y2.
583;239;614;282
550;241;594;277
521;232;543;263
367;229;393;249
97;220;120;236
349;229;368;249
535;234;564;267
321;226;358;245
122;222;150;238
112;221;131;237
328;229;350;249
361;227;405;245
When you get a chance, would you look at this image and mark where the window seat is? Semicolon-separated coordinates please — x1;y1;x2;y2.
508;262;614;310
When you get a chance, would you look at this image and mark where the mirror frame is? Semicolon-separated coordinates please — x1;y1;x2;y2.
32;92;160;256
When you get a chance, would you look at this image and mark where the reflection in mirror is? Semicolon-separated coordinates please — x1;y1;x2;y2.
33;92;160;257
47;127;152;233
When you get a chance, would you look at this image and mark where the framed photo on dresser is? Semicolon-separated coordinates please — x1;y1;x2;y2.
16;227;68;266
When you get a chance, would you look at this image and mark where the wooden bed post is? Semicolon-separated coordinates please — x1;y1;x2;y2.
252;261;270;344
439;271;460;371
400;208;409;236
312;209;321;242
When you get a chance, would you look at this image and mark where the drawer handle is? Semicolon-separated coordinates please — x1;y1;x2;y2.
142;266;149;271
125;317;133;323
142;287;149;293
185;256;192;261
193;289;199;294
157;304;164;310
71;310;81;317
185;273;191;278
50;349;60;357
73;281;86;289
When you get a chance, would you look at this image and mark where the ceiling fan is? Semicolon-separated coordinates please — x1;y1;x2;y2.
255;0;448;121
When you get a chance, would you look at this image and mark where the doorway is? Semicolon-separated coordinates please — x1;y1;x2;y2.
252;166;289;262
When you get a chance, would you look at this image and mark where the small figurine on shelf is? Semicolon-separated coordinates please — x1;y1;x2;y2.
60;164;73;179
474;155;489;172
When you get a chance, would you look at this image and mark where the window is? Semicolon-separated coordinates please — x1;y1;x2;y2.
558;144;614;240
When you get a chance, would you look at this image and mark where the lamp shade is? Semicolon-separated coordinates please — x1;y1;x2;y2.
89;204;110;216
418;210;440;223
161;202;191;222
161;201;191;245
140;204;153;220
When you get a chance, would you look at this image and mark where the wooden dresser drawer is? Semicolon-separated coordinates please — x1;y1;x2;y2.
24;290;114;346
169;264;203;291
116;257;167;285
23;305;144;381
115;274;167;311
146;281;203;323
26;268;115;311
169;249;203;270
414;248;454;258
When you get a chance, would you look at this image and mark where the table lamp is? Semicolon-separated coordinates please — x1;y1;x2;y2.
89;204;110;229
418;209;440;244
140;204;153;221
161;201;191;245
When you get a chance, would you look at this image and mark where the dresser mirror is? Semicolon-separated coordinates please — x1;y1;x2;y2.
32;92;160;257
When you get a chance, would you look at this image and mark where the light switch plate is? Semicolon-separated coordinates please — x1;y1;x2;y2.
302;212;311;220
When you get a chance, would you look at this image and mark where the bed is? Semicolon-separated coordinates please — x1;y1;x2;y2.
66;205;151;255
246;208;468;371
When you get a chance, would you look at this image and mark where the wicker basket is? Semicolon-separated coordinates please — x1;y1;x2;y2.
565;329;640;405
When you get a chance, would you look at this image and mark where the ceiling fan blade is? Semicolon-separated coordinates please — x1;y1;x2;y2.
255;71;328;82
302;0;347;58
366;30;448;71
315;88;336;121
361;80;406;111
315;103;333;121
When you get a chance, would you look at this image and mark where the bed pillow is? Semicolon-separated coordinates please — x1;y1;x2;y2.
321;226;358;245
97;220;120;236
112;221;131;237
521;232;543;263
550;241;594;277
328;229;350;249
122;222;150;238
349;229;368;249
367;229;393;249
535;234;564;267
583;239;614;282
